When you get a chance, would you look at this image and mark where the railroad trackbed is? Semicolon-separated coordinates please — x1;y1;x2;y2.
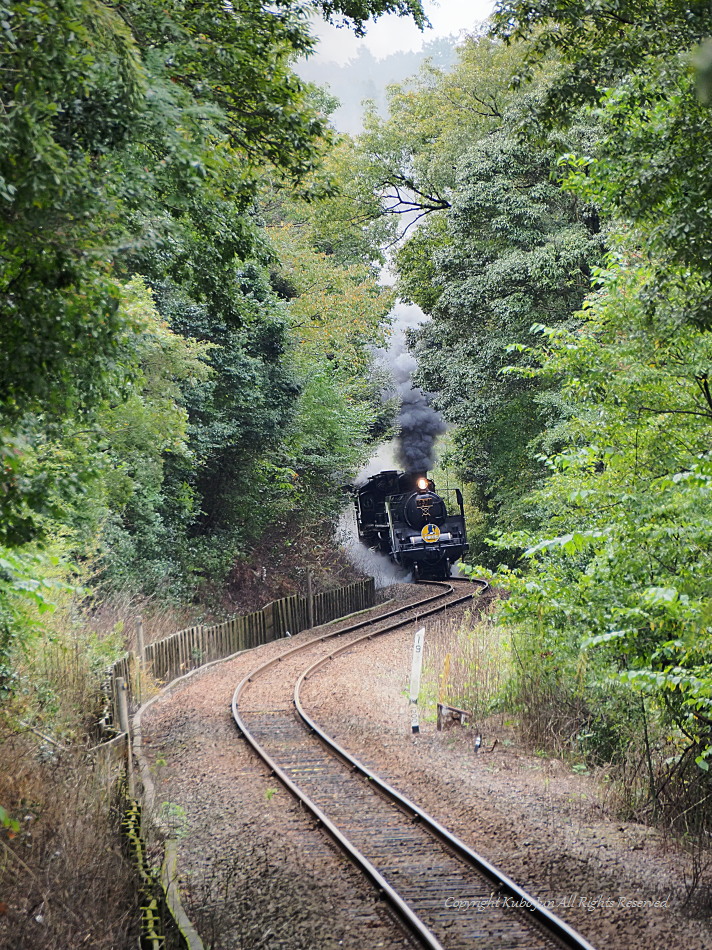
233;580;597;950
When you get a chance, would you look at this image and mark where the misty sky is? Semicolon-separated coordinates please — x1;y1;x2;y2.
297;0;496;133
310;0;495;64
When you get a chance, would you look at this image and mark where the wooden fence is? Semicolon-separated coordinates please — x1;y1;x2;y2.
101;577;375;728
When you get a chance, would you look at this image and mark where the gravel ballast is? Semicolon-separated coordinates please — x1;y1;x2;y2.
140;584;712;949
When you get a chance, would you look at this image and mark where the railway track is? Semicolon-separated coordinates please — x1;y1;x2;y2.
232;580;597;950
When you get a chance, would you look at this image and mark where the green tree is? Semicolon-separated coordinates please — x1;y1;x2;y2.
469;0;712;827
491;0;712;120
411;113;601;558
350;40;603;558
352;36;521;236
490;246;712;777
0;0;144;423
490;0;712;326
0;0;424;616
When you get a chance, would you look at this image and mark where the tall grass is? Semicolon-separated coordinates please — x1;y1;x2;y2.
0;592;145;948
422;608;509;724
0;723;139;948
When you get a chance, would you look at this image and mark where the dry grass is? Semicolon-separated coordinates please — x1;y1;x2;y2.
422;607;509;725
86;591;210;649
0;723;138;950
0;593;147;949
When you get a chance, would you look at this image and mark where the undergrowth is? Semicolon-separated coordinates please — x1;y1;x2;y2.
422;603;712;907
0;720;138;949
0;594;145;949
422;607;509;726
506;621;712;909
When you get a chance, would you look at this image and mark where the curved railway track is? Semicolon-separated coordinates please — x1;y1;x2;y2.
232;580;597;950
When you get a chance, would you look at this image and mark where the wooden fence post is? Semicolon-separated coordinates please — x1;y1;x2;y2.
307;568;314;629
116;676;130;733
136;616;145;704
116;676;134;795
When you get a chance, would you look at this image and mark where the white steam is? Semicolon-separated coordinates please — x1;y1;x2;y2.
336;502;411;587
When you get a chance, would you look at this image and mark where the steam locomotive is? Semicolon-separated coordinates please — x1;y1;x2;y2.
352;470;468;580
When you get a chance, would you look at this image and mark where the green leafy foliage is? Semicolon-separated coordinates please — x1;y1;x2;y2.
0;0;421;680
0;545;80;694
491;0;712;120
0;0;145;424
287;373;372;515
347;2;712;834
489;245;712;811
353;37;523;236
345;38;604;559
315;0;425;34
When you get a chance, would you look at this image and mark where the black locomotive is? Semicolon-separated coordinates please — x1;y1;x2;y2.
352;470;468;580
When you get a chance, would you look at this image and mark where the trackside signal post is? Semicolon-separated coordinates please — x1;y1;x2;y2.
409;627;425;734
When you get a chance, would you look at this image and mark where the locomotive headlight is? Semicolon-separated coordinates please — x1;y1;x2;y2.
417;477;428;491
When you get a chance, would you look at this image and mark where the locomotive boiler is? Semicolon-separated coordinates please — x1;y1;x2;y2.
353;470;468;580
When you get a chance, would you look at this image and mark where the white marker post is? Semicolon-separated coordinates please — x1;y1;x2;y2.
409;627;425;734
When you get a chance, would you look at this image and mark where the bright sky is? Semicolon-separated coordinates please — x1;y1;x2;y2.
310;0;496;63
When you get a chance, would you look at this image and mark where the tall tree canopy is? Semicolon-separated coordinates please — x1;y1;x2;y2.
0;0;420;677
467;0;712;817
340;4;712;826
348;37;604;555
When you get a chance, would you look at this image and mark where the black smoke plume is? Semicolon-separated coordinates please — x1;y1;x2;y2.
391;347;446;473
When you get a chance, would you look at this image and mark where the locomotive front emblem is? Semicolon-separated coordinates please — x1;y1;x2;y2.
421;524;441;543
416;497;433;519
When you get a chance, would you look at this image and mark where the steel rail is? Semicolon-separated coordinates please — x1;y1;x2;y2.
232;581;470;950
233;579;454;699
294;603;598;950
231;578;596;950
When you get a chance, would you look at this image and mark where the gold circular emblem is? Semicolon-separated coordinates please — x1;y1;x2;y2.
421;524;441;543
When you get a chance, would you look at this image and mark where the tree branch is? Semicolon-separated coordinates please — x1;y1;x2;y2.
638;406;712;420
